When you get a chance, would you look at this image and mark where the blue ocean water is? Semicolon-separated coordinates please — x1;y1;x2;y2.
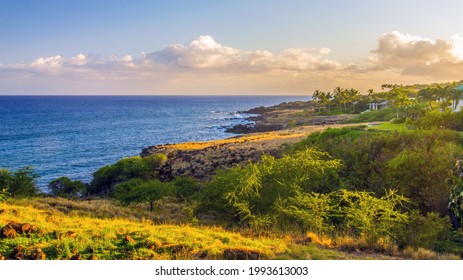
0;95;309;188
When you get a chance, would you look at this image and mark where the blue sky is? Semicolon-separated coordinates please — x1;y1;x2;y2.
1;0;463;94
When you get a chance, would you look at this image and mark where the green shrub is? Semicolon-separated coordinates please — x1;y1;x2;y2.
386;142;462;215
199;148;342;228
345;107;399;123
415;110;463;131
0;188;10;203
289;128;463;214
0;167;39;197
173;177;202;201
114;178;175;211
390;117;405;124
277;192;335;234
48;177;86;198
334;189;410;245
447;160;463;230
89;154;167;195
397;211;453;252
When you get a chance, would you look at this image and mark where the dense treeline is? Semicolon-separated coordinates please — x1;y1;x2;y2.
312;81;463;118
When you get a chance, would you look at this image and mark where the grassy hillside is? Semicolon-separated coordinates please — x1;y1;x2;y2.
0;198;458;260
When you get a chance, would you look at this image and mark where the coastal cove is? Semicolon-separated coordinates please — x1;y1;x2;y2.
0;95;310;188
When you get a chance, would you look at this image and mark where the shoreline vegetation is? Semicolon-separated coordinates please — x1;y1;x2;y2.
2;81;463;260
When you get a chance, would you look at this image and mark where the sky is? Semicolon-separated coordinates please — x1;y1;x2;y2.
1;0;463;95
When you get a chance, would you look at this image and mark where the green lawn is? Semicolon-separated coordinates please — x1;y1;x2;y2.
366;122;408;132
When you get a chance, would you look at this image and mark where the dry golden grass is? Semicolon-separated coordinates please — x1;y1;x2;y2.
11;197;190;223
0;199;326;260
0;198;453;260
161;123;367;151
333;235;399;255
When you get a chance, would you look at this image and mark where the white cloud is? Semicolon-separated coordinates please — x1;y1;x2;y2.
370;31;463;77
147;36;339;72
30;55;63;69
1;33;461;95
1;35;341;76
68;54;87;66
149;35;240;68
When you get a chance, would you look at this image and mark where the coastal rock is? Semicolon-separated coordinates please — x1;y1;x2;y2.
88;255;99;260
11;245;25;260
0;222;38;238
140;99;357;182
223;248;260;260
228;101;353;135
31;248;46;260
1;225;17;238
142;141;283;181
71;254;82;260
225;123;284;134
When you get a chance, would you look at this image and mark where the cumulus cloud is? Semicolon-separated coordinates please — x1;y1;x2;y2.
149;35;241;68
1;33;461;95
370;31;463;77
68;54;87;66
146;35;340;72
30;55;64;69
1;35;340;77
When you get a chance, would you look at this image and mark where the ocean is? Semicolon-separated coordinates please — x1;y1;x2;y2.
0;95;309;188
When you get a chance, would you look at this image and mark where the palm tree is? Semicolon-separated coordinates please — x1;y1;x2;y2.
326;92;333;111
448;83;463;111
333;87;350;110
418;87;436;110
332;87;343;110
347;88;361;111
387;86;414;118
313;90;332;112
431;83;456;111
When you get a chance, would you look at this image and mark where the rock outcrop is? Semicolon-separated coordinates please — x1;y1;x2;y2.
141;123;363;181
0;221;37;238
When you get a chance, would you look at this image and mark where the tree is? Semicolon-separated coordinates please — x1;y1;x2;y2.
386;142;461;215
48;177;86;198
173;176;202;201
386;86;414;118
347;88;361;111
0;167;39;197
427;83;457;111
313;90;330;111
418;87;437;110
332;86;350;110
0;169;13;191
446;160;463;230
0;188;10;203
89;154;167;195
114;178;175;211
449;84;463;111
201;148;342;228
335;189;410;245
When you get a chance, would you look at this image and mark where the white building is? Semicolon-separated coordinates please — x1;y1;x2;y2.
367;101;388;110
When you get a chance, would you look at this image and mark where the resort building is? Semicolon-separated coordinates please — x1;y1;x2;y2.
367;101;388;110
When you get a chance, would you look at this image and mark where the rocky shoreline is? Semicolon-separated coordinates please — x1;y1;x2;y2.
225;101;355;134
141;101;360;181
142;125;363;182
